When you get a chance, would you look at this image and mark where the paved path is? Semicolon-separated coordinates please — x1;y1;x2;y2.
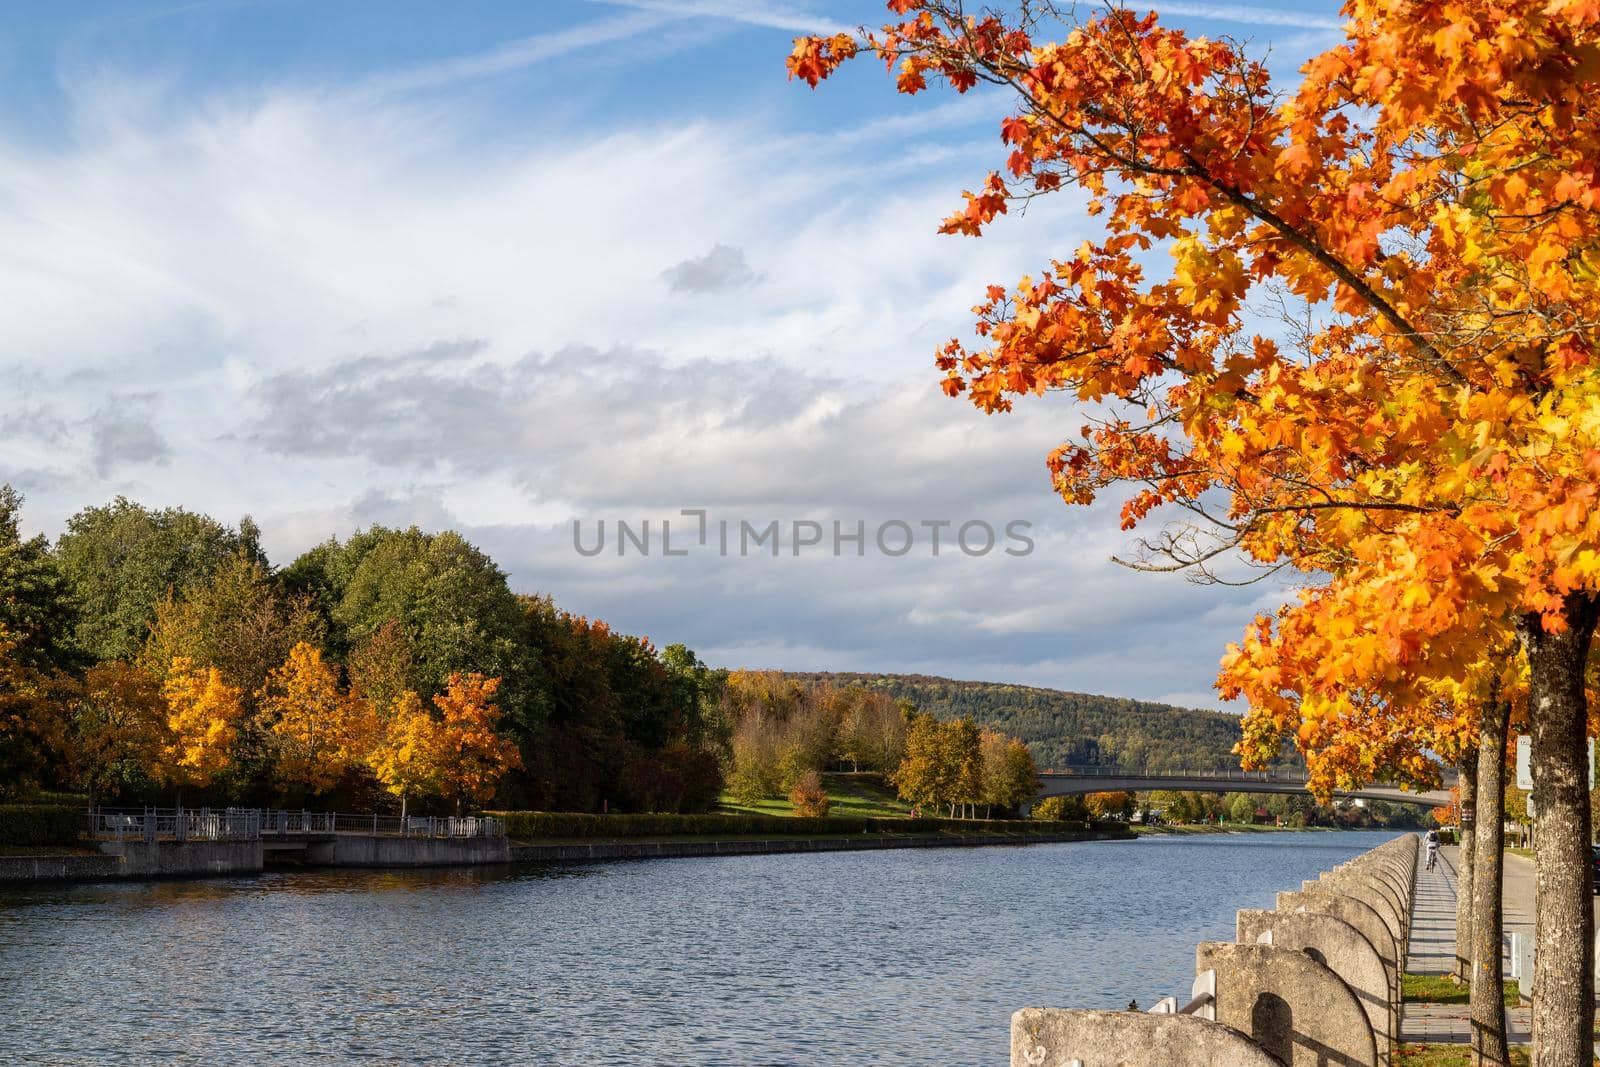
1400;845;1533;1045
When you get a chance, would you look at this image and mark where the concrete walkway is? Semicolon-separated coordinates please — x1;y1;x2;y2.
1400;845;1532;1045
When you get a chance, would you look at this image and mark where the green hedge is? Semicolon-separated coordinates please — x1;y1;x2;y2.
0;804;82;847
487;810;1118;840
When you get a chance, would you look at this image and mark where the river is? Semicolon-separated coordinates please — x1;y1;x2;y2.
0;829;1401;1064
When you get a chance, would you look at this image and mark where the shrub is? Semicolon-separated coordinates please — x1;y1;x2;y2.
0;804;82;847
789;770;829;817
1034;795;1087;821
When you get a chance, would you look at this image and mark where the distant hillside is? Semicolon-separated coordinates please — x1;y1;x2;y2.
787;672;1296;774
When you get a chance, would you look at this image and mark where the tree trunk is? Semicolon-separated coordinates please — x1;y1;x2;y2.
1520;593;1599;1067
1456;751;1479;983
1471;692;1511;1067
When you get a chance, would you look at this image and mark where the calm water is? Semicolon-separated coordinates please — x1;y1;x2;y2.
0;830;1399;1065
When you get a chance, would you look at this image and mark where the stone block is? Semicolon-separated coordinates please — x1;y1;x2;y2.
1010;1008;1284;1067
1197;941;1377;1067
1237;908;1393;1064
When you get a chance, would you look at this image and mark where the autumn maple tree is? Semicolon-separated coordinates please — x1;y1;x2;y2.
367;689;443;822
259;642;379;796
426;673;522;812
158;657;243;804
793;2;1600;1061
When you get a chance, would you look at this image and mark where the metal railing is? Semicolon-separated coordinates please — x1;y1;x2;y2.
86;807;505;843
1037;766;1459;785
1039;768;1299;782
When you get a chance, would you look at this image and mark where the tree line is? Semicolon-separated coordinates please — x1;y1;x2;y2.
790;673;1303;775
0;490;1044;821
0;490;725;815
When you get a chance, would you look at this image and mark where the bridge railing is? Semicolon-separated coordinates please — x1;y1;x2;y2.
87;807;506;842
1037;769;1299;782
89;807;264;843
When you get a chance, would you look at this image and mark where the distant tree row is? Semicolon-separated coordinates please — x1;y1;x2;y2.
0;489;724;814
1032;791;1135;822
1141;790;1426;829
792;672;1304;775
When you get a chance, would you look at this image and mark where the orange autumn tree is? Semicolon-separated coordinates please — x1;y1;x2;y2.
258;642;379;796
793;3;1600;1061
429;672;521;812
159;657;243;804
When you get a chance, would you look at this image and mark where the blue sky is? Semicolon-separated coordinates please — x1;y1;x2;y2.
0;0;1347;708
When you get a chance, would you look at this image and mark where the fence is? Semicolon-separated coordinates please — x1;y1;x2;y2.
86;807;504;843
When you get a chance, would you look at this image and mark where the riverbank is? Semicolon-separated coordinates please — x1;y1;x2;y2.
1132;822;1344;836
0;824;1136;885
509;826;1133;863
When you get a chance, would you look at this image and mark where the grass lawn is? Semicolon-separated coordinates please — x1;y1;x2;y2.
1395;1045;1531;1066
717;773;914;819
1402;972;1519;1007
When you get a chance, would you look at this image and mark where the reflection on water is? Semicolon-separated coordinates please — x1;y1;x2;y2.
0;830;1398;1065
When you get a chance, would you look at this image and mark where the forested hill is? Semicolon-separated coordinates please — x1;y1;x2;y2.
786;672;1293;774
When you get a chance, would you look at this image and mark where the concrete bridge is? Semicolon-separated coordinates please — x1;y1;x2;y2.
1036;770;1453;808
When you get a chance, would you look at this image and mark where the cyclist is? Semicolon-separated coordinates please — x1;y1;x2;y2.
1425;828;1440;871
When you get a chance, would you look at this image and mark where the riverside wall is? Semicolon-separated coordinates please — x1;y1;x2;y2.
0;826;1133;884
509;828;1132;863
1011;833;1419;1067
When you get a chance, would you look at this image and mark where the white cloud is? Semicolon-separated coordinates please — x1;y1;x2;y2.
0;21;1302;710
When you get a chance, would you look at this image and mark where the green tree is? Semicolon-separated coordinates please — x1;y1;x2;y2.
139;552;324;705
56;497;250;662
0;628;72;800
284;526;549;752
0;486;75;672
1228;793;1257;825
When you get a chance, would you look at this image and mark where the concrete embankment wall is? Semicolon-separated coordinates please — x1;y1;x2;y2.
510;829;1131;864
1011;832;1419;1067
307;835;510;867
0;853;125;883
1;826;1132;885
97;840;265;877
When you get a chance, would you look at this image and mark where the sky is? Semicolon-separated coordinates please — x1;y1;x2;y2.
0;0;1349;710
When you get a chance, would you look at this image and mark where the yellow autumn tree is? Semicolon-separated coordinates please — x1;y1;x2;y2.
159;657;242;804
258;642;379;796
367;689;444;822
431;673;521;812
